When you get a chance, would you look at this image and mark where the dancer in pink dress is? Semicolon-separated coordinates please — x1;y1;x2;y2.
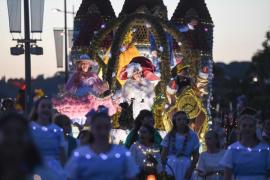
53;54;117;124
66;54;109;97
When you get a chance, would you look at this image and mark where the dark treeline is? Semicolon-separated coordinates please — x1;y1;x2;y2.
0;72;65;98
213;31;270;117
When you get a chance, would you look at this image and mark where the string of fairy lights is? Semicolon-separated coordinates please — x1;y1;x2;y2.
72;148;132;160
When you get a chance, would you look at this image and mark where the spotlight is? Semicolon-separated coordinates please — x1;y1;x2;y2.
30;44;43;55
10;45;24;55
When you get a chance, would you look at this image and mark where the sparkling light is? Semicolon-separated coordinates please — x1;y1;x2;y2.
100;154;108;160
85;154;92;159
41;127;48;131
125;151;131;157
101;24;106;29
74;151;80;157
115;153;121;158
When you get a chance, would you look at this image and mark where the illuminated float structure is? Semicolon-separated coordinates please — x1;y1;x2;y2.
53;0;214;142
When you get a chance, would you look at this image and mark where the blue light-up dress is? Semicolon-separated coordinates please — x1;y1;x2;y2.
30;121;66;179
220;141;270;180
65;145;139;180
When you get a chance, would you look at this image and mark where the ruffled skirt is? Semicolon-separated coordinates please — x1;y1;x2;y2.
52;94;117;124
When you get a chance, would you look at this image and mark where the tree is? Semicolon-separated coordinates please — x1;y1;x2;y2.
212;30;270;117
245;30;270;117
251;31;270;84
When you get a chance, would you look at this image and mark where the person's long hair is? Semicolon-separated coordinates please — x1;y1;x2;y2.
168;111;190;155
134;110;154;131
28;96;51;122
169;111;189;137
0;112;41;179
130;110;154;145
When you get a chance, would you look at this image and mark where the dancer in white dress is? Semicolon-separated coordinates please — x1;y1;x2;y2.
122;62;155;119
161;111;200;180
196;131;225;180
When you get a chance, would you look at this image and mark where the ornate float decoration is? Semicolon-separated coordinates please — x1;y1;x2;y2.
53;0;214;140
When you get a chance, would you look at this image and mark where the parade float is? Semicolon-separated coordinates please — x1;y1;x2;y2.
52;0;214;143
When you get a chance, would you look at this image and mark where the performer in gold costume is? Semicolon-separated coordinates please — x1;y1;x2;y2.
160;63;208;138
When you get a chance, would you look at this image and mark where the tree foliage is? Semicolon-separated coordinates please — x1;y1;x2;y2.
213;30;270;118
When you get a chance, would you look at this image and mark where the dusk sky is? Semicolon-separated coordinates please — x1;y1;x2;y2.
0;0;270;79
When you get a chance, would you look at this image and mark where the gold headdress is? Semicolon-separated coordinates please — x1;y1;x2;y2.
171;63;190;76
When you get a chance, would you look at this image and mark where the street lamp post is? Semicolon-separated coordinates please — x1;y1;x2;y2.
64;0;68;82
7;0;44;114
24;0;32;114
